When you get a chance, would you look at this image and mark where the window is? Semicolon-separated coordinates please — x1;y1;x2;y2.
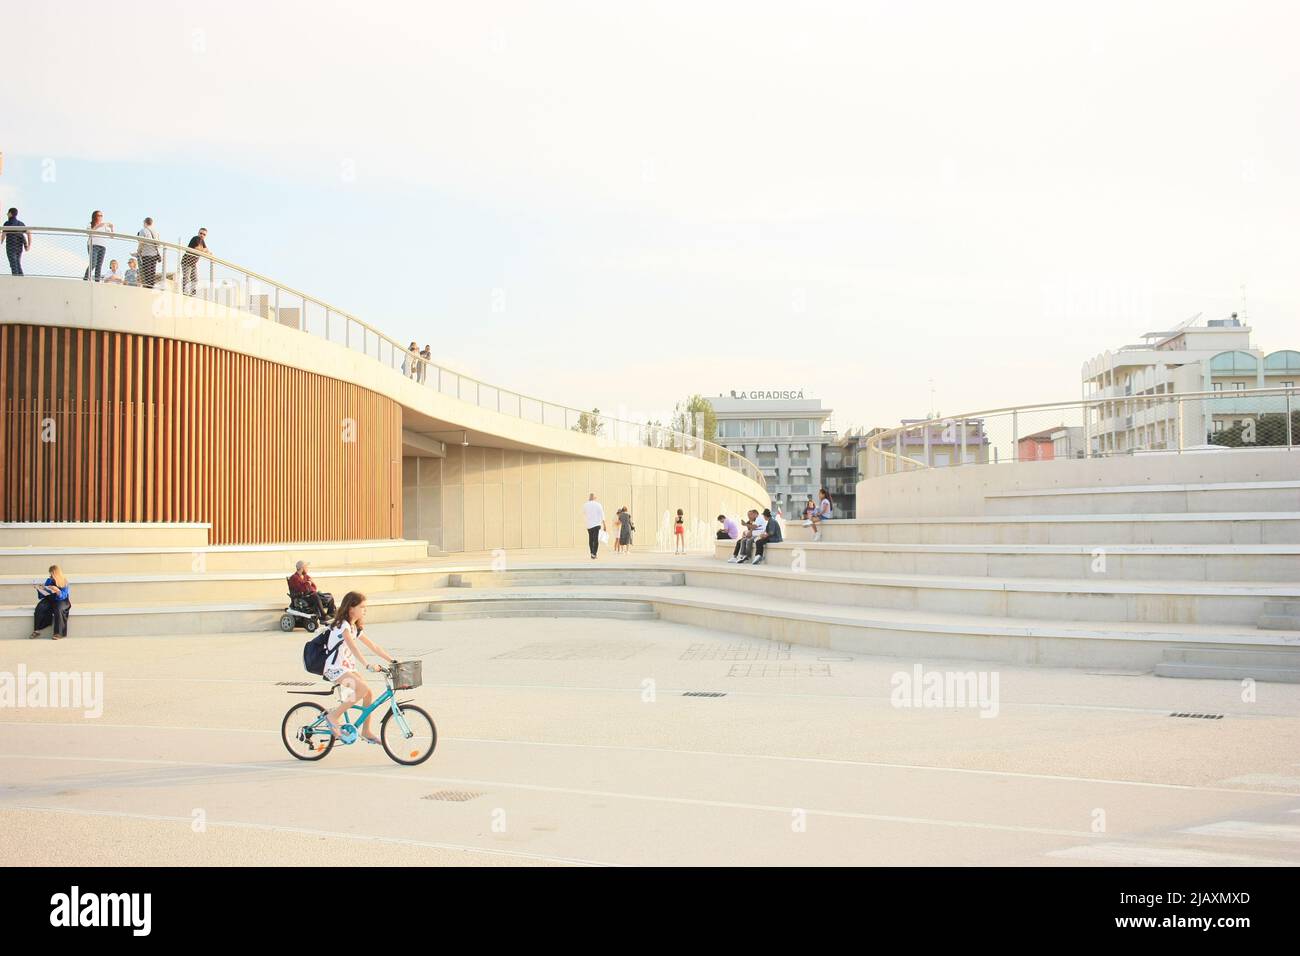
1211;420;1224;432
1212;382;1223;392
1209;351;1258;373
794;420;812;436
1233;382;1246;391
1264;350;1300;373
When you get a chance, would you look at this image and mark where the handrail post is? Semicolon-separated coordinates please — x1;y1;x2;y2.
1011;410;1019;462
1287;388;1294;449
1177;395;1185;452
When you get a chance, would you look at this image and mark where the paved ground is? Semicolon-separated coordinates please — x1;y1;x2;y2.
2;616;1299;866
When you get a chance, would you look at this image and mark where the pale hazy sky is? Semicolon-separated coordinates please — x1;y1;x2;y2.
4;1;1298;430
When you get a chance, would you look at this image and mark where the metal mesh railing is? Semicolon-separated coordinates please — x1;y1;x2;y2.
1;225;766;490
863;387;1297;479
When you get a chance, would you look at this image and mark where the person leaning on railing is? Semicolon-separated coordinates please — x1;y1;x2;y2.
181;227;208;296
84;210;114;281
136;217;161;288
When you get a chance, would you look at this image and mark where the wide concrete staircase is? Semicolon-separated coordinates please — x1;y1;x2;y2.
0;524;452;637
5;471;1299;682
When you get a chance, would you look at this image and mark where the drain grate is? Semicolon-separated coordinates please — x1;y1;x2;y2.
682;691;727;698
422;790;483;802
275;681;315;686
1170;712;1224;720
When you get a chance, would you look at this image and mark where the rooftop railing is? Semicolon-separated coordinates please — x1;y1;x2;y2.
1;225;765;490
863;386;1297;479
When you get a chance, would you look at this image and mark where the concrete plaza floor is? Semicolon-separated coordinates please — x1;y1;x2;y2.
2;614;1299;866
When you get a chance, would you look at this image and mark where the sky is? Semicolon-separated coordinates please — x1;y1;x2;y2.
3;1;1298;431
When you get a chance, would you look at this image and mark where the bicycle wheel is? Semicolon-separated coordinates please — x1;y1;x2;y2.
281;702;335;761
381;704;437;766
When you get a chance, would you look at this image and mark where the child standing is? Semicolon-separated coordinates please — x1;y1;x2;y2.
674;509;685;554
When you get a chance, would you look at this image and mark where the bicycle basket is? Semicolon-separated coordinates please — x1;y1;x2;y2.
392;660;422;690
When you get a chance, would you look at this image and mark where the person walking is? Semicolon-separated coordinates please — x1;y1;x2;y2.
4;208;30;276
583;493;606;560
31;565;71;640
181;227;208;296
617;506;634;553
673;508;686;554
84;210;114;281
136;217;161;288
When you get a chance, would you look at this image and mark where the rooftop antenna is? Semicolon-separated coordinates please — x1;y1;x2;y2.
928;379;937;419
1239;283;1248;324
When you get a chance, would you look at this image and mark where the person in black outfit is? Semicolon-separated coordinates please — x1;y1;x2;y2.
4;208;30;275
182;227;208;296
751;509;783;566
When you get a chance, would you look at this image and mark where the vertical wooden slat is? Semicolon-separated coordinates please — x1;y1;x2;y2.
34;326;45;519
0;326;8;521
144;336;154;521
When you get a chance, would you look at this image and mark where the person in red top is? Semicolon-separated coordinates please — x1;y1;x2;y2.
289;561;336;620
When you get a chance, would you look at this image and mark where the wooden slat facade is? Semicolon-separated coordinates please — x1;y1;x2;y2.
0;324;402;544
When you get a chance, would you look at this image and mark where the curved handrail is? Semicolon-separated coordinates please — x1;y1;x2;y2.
2;225;766;492
864;386;1298;479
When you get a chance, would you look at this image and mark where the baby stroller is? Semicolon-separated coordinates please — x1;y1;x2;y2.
278;578;335;633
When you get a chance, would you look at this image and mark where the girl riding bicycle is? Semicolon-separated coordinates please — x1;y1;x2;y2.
323;591;395;745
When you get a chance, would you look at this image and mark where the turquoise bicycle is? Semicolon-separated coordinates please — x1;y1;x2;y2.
280;660;437;766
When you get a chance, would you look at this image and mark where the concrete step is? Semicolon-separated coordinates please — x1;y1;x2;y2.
0;522;210;548
680;564;1300;627
1161;646;1300;668
780;513;1300;546
4;586;457;638
421;597;658;621
1259;601;1300;630
0;564;455;605
983;481;1300;516
1154;659;1300;683
0;539;432;574
637;585;1300;671
448;569;684;588
11;579;1300;674
713;539;1300;582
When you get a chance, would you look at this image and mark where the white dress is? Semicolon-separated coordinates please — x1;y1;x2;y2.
323;621;359;682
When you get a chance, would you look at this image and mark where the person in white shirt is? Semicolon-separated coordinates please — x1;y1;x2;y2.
729;509;766;564
102;259;124;284
83;210;114;281
136;217;161;288
582;493;606;559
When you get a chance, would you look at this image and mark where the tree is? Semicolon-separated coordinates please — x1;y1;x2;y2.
572;408;603;436
671;394;718;443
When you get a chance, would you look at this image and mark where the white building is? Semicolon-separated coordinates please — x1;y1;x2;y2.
1081;315;1299;454
708;392;834;516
